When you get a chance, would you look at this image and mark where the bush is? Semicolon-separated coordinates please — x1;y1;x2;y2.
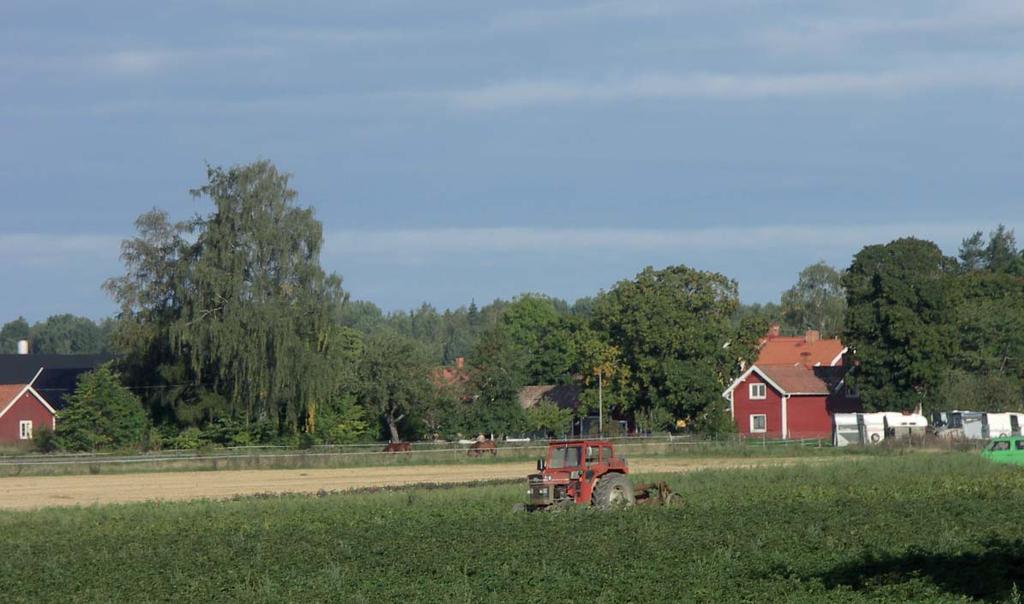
33;426;58;453
167;427;205;450
317;398;372;444
56;366;150;451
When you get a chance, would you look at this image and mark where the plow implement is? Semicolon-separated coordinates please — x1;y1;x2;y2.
633;481;682;506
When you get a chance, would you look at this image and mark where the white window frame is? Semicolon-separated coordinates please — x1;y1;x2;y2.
750;414;767;433
749;383;767;400
19;420;32;440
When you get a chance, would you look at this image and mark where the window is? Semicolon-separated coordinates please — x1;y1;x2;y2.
749;383;767;400
19;420;32;440
585;446;599;465
1016;440;1024;450
750;414;767;433
549;446;581;468
990;441;1010;451
601;446;613;462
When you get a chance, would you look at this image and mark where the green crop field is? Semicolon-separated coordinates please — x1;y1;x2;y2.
2;453;1022;603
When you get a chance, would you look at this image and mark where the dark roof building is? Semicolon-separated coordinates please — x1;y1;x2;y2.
0;354;112;409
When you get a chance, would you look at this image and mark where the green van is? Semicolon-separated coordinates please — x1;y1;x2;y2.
981;436;1024;465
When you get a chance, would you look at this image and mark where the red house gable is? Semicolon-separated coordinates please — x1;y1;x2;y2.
0;383;56;444
723;363;861;440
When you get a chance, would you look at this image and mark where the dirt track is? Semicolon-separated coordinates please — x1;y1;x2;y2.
0;457;825;511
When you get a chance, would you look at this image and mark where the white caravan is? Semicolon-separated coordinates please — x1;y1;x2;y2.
880;412;928;440
832;413;889;447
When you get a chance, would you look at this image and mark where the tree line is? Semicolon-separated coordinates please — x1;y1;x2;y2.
9;160;1023;451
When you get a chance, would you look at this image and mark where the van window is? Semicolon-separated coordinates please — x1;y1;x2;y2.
1016;440;1024;450
990;441;1010;451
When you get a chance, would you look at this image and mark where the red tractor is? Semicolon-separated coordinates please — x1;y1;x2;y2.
524;439;678;511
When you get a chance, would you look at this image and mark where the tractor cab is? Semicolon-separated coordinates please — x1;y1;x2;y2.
527;440;631;510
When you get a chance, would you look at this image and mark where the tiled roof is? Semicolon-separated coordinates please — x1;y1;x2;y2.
757;364;830;395
0;384;28;407
432;366;470;387
518;384;582;410
756;336;845;366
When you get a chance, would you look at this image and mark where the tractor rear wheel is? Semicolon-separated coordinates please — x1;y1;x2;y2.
592;473;635;509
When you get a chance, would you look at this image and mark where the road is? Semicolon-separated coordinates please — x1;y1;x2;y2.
0;456;827;510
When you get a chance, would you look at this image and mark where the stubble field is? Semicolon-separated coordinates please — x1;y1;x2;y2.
0;455;829;509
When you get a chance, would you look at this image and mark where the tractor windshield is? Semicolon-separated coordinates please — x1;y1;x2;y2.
548;446;581;469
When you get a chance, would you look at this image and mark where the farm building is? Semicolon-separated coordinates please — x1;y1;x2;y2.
0;349;111;445
723;363;862;440
721;325;856;439
0;381;56;443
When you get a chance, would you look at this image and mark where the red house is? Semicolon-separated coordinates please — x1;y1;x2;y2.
0;380;56;444
723;364;861;439
0;352;111;445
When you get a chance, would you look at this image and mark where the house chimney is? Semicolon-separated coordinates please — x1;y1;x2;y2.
16;339;29;355
768;323;781;338
805;330;820;344
455;356;465;370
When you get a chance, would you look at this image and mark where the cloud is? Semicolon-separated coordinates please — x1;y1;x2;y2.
493;1;684;29
323;222;997;262
0;234;122;268
91;46;275;77
447;60;1024;108
755;1;1024;53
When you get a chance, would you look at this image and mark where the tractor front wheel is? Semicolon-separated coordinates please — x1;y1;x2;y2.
592;473;635;509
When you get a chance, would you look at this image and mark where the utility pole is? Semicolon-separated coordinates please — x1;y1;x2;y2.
598;369;603;436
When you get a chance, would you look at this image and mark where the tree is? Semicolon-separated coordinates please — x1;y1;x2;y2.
959;225;1024;275
104;208;202;425
495;294;576;384
572;325;631;421
934;370;1023;414
953;272;1024;376
316;395;373;444
56;366;150;451
355;330;433;442
29;314;106;354
524;400;572;436
0;317;30;353
780;262;846;338
958;231;987;272
842;238;957;411
985;225;1021;274
731;302;784;333
592;265;763;431
465;327;529;436
337;300;386;333
106;161;349;433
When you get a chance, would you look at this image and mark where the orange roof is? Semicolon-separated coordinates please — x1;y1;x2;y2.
431;367;470;388
756;333;845;367
756;365;830;395
0;384;28;406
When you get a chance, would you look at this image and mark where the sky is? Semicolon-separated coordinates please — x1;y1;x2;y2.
2;0;1023;322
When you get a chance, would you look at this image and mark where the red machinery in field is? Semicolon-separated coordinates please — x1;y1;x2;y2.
524;439;679;511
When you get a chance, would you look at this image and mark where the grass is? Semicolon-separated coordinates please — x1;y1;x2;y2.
1;452;1022;602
